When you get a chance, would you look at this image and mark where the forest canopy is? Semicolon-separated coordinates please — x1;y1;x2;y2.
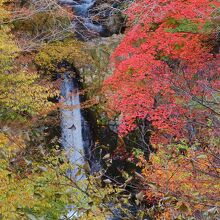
0;0;219;219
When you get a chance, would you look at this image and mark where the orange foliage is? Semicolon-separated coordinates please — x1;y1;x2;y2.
139;144;220;218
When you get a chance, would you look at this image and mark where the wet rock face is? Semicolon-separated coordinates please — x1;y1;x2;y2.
103;13;125;36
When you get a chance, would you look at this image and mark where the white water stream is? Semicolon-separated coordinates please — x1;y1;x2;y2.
60;0;101;181
59;0;104;218
60;73;85;181
60;0;103;34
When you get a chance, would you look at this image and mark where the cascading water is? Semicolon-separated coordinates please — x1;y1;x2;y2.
60;73;86;180
59;0;102;180
59;0;113;218
60;0;103;36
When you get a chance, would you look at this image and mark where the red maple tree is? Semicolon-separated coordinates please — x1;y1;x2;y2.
104;0;220;145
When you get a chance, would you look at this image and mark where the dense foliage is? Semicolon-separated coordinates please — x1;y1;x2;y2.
0;0;219;219
105;0;219;143
104;0;220;219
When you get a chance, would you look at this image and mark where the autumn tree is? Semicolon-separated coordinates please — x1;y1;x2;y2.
103;0;220;218
0;0;57;122
0;1;127;219
104;0;220;146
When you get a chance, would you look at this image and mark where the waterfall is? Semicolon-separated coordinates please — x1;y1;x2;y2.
58;0;105;217
60;73;86;180
73;0;95;17
59;0;103;35
59;0;101;178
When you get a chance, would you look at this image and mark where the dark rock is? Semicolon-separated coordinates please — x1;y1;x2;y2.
103;13;125;35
